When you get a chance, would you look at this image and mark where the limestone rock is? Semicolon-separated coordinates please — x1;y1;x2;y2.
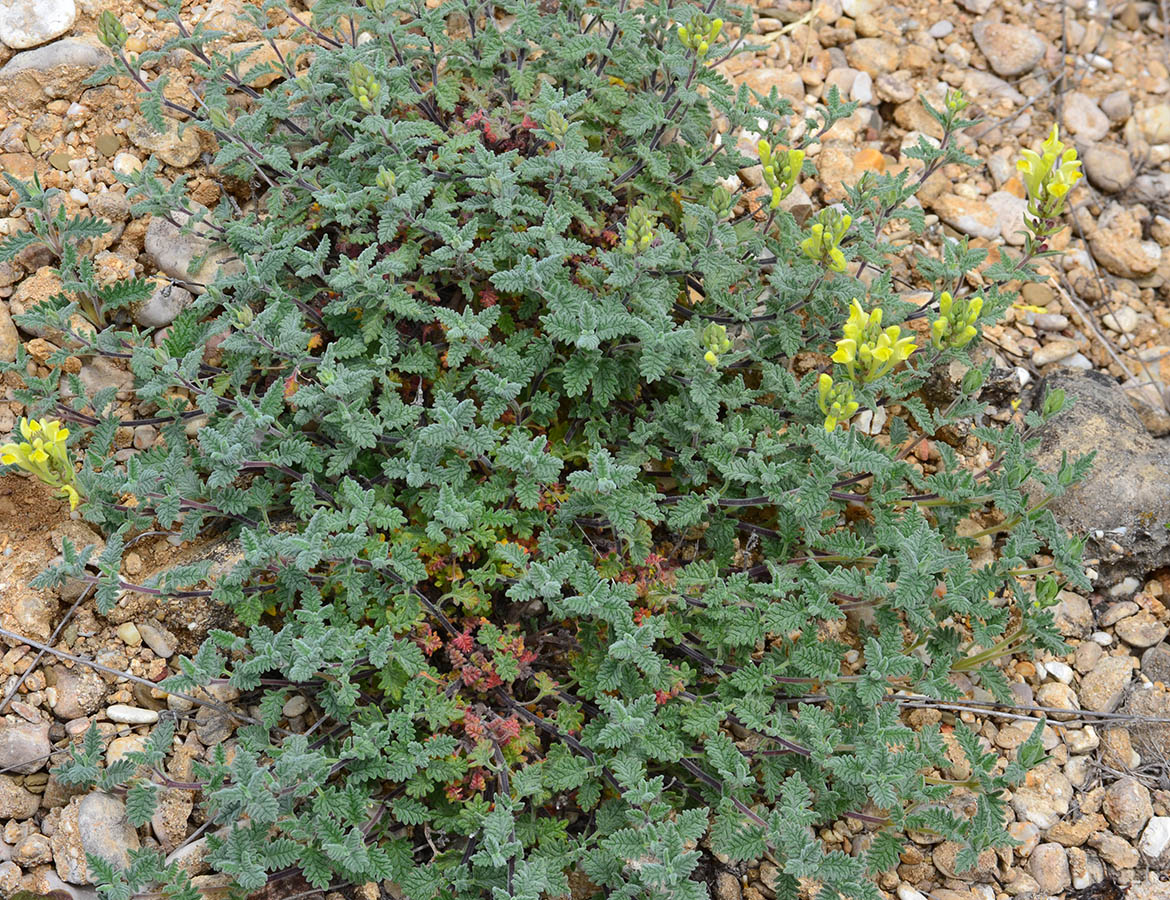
51;792;140;885
144;203;244;294
0;38;107;102
0;0;76;50
972;22;1046;77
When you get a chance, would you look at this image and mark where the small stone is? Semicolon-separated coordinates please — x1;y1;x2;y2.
1136;105;1170;143
1046;660;1074;684
112;151;142;176
957;0;993;12
1046;812;1105;847
932;840;997;881
1101;727;1140;771
1029;843;1070;895
929;21;953;39
1083;144;1134;193
49;150;72;171
1101;90;1132;123
106;734;147;766
1104;777;1153;838
1116;611;1169;648
116;622;142;647
932;193;999;240
0;0;76;50
972;22;1046;77
1012;763;1073;829
714;872;741;900
128;118;203;169
0;774;40;818
1140;817;1170;859
1079;655;1133;713
137;621;176;659
0;300;18;362
282;695;309;718
95;133;120;157
1033;312;1069;331
0;720;51;774
1035;682;1078;720
14;831;52;865
106;704;160;725
986;190;1028;245
1102;306;1140;335
1140;643;1170;683
1061;92;1110;141
844;38;900;77
51;666;108;720
1089;831;1140;868
133;281;193;328
1032;339;1080;367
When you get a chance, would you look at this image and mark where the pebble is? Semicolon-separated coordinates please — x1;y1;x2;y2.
282;695;309;718
1083;144;1135;193
106;704;160;725
112;151;142;176
0;301;18;362
133;281;193;328
137;622;176;659
1140;817;1170;859
0;720;52;774
1101;90;1132;123
1032;339;1080;366
116;622;142;647
1102;306;1139;334
1079;655;1133;712
972;22;1047;77
1038;313;1071;332
929;21;953;39
1115;612;1169;649
1029;842;1071;894
1062;92;1111;141
1135;104;1170;143
1103;777;1153;838
985;190;1028;245
1012;763;1073;829
1045;660;1074;684
0;775;39;819
932;193;1000;240
0;0;76;50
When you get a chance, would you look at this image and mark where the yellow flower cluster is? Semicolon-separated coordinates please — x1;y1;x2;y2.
931;291;983;351
623;205;656;254
817;374;859;433
677;14;722;58
800;209;851;273
701;322;732;367
831;299;917;383
349;62;380;110
1;418;80;509
1017;125;1082;227
758;139;804;210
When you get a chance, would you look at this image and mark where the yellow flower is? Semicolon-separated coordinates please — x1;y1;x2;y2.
758;140;804;209
1;417;80;509
1017;125;1082;227
931;292;983;351
800;210;851;272
817;373;859;432
833;300;916;383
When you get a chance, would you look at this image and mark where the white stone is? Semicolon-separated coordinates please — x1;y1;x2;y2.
0;0;76;50
105;704;159;725
896;886;927;900
1139;817;1170;858
1046;661;1075;684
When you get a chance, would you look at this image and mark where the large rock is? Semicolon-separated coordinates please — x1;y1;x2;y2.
1030;371;1170;587
51;792;139;885
0;38;107;102
0;0;76;50
1079;655;1134;713
972;22;1046;77
50;666;108;720
144;203;244;294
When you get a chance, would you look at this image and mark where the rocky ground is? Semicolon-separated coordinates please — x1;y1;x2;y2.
0;0;1169;899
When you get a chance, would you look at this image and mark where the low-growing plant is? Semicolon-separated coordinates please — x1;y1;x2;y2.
2;0;1093;897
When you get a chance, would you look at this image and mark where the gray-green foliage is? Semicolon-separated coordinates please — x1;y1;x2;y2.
4;0;1093;897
